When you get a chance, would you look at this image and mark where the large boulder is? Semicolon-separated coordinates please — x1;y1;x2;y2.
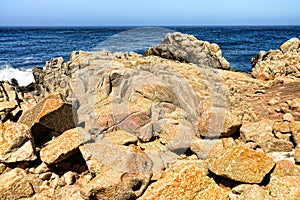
0;121;36;163
208;145;275;183
79;140;153;199
138;158;229;200
252;37;300;80
145;32;232;70
18;93;75;145
40;128;84;165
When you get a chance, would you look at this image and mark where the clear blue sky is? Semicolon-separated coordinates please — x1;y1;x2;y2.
1;0;299;26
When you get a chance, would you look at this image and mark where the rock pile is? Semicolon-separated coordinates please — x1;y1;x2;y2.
0;33;300;199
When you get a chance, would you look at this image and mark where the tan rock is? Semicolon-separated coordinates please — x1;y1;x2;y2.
190;137;236;159
252;37;300;80
19;93;75;145
230;184;271;200
138;159;229;200
79;139;152;197
273;121;291;133
288;98;300;111
40;128;83;165
0;121;36;163
268;175;300;200
272;160;300;177
295;145;300;163
199;109;241;137
63;171;79;185
283;113;295;122
280;37;300;53
105;130;138;145
139;139;179;180
208;145;275;183
290;121;300;145
240;121;293;153
0;168;43;199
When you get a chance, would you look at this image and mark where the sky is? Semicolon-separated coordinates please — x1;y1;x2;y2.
0;0;300;26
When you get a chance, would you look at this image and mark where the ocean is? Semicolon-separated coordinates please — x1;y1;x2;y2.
1;26;300;85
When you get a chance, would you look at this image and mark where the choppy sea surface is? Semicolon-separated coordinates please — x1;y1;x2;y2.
0;26;299;85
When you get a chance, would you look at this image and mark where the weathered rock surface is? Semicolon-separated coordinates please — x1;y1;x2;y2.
252;37;300;80
145;32;232;70
139;158;229;200
18;93;75;145
229;184;271;200
40;128;84;165
240;121;294;153
79;139;153;198
0;121;36;162
268;175;300;200
0;168;43;200
208;145;275;183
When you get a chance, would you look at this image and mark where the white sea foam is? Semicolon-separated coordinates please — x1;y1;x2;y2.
0;64;35;86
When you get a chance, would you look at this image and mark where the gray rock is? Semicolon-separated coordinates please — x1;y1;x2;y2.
145;32;232;70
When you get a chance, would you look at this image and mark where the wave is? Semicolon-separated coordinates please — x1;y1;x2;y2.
0;64;34;86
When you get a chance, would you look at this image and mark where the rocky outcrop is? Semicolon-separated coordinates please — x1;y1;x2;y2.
145;32;232;70
252;37;300;80
1;33;300;199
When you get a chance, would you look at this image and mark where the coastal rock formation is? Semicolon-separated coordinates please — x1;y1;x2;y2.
252;37;300;80
0;33;300;199
145;32;232;70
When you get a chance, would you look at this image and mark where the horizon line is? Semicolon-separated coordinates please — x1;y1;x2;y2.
0;24;300;28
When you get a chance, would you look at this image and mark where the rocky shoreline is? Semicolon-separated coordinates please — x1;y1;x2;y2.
0;32;300;199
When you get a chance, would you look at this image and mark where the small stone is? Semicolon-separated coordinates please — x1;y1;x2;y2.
290;121;300;145
283;113;294;122
39;172;52;180
32;162;50;174
295;145;300;163
268;97;281;105
273;122;290;133
288;98;300;111
0;163;6;174
63;171;79;185
266;151;295;163
240;121;293;153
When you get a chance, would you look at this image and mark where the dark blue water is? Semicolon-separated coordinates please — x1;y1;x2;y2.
1;26;300;72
